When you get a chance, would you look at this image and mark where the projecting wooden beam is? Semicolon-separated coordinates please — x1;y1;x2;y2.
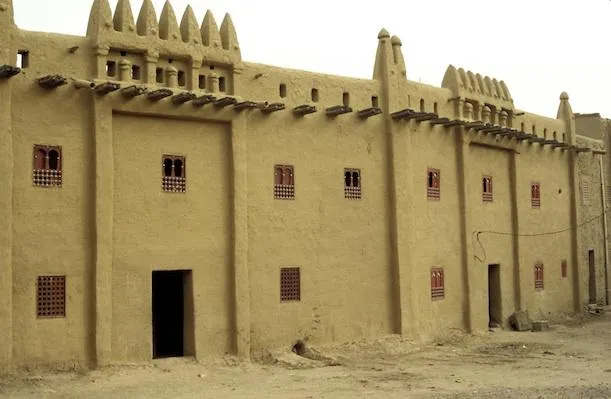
429;117;450;125
542;139;558;146
147;89;173;101
325;105;353;116
357;107;382;118
121;85;148;98
0;65;20;79
38;75;68;89
214;96;238;107
293;104;317;116
234;101;258;111
413;112;438;122
192;94;216;107
574;147;592;153
261;103;286;114
172;92;197;105
95;82;120;95
391;108;416;119
440;119;465;127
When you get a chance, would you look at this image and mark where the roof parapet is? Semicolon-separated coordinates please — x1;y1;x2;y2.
86;0;113;37
220;13;240;58
180;6;201;45
201;10;222;48
442;65;513;110
113;0;135;33
136;0;158;37
159;0;180;41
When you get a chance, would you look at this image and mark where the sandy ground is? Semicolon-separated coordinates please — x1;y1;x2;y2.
1;311;611;399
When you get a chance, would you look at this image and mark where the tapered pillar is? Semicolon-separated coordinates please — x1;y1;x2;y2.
231;112;251;358
93;95;114;366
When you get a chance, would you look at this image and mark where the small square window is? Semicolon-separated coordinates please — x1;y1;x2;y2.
274;165;294;200
199;75;206;90
535;263;544;290
106;61;116;77
131;65;141;80
531;182;540;208
483;176;493;202
32;145;62;187
37;275;66;318
162;155;186;193
427;168;440;200
431;267;445;300
156;68;164;84
17;50;29;69
561;260;568;278
280;267;300;302
343;92;350;106
344;168;361;200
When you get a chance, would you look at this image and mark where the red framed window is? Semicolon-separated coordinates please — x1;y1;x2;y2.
32;145;62;187
274;165;295;200
427;168;440;200
534;263;544;290
561;260;567;278
37;275;66;318
531;182;541;208
280;267;300;302
344;168;361;200
482;176;493;202
162;155;186;193
431;267;445;300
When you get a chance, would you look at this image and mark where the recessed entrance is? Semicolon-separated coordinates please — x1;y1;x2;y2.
488;264;502;328
152;270;194;359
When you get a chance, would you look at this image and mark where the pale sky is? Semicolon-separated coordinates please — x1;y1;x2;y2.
11;0;611;119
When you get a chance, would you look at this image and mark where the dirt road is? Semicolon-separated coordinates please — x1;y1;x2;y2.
1;311;610;398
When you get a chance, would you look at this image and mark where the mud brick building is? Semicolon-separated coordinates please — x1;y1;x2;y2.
0;0;608;370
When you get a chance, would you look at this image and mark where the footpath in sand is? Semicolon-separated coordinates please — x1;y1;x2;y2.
1;310;611;398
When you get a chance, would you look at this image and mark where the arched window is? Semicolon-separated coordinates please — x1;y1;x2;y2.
344;168;361;200
48;150;60;170
531;182;541;208
427;168;440;200
520;122;525;132
163;158;173;177
344;171;352;187
34;148;46;170
482;176;493;202
553;131;558;140
352;171;359;188
174;159;183;178
274;164;295;199
420;99;425;112
32;145;62;187
162;155;186;193
274;167;283;185
543;128;548;139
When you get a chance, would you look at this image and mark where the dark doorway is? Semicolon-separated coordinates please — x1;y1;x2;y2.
152;270;192;359
588;250;597;304
488;264;502;328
